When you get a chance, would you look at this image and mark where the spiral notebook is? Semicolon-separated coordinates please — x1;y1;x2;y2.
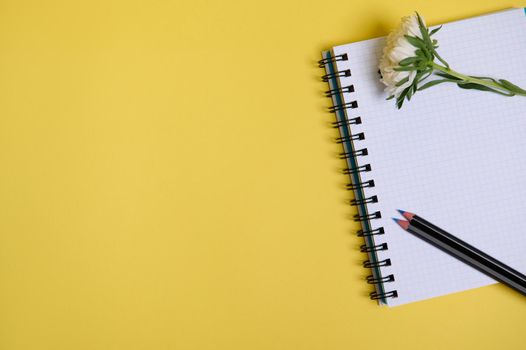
320;8;526;306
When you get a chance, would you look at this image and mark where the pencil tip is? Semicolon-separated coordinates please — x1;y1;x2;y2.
397;209;415;221
393;218;410;230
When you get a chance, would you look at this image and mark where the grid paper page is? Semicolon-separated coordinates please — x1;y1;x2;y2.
332;8;526;306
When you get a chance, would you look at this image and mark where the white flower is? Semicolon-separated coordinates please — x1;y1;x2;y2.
378;12;526;109
379;14;423;98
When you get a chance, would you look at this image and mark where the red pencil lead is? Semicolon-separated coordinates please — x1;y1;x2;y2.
393;218;409;230
397;209;415;221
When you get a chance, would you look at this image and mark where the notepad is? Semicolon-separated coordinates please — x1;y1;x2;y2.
320;8;526;306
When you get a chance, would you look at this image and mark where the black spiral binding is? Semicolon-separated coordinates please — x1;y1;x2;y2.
325;85;354;97
318;53;348;68
363;258;391;268
319;50;398;304
332;116;361;128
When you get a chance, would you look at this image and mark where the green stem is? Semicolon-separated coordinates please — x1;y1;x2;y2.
431;63;526;96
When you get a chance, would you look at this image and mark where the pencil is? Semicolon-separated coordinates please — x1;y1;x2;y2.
394;210;526;296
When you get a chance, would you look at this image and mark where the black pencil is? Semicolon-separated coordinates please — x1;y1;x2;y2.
394;210;526;296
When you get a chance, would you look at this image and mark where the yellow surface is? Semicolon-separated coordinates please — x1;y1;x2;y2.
0;1;525;349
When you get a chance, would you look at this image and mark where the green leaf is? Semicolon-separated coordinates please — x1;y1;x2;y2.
386;95;395;100
408;83;418;101
399;86;410;99
417;79;455;91
429;25;442;36
395;76;410;86
414;13;450;68
415;49;425;59
396;86;412;109
433;50;450;69
417;69;433;83
396;96;405;109
398;57;420;66
417;61;429;70
407;84;415;101
457;82;494;91
413;48;432;62
416;13;442;66
394;66;418;72
413;70;425;83
396;93;405;109
470;76;499;83
499;79;526;95
457;82;515;96
404;35;427;50
435;71;461;81
416;13;435;53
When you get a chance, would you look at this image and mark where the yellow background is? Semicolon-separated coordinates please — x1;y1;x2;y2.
0;1;524;349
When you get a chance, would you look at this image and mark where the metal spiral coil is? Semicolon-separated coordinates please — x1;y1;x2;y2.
342;164;371;175
318;53;348;68
339;146;367;158
322;69;351;82
335;132;365;144
325;84;354;97
363;258;391;268
350;195;378;206
367;274;395;284
354;211;381;221
346;179;375;191
356;227;385;237
328;100;358;113
332;117;361;128
370;290;398;300
320;50;397;302
360;242;388;253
